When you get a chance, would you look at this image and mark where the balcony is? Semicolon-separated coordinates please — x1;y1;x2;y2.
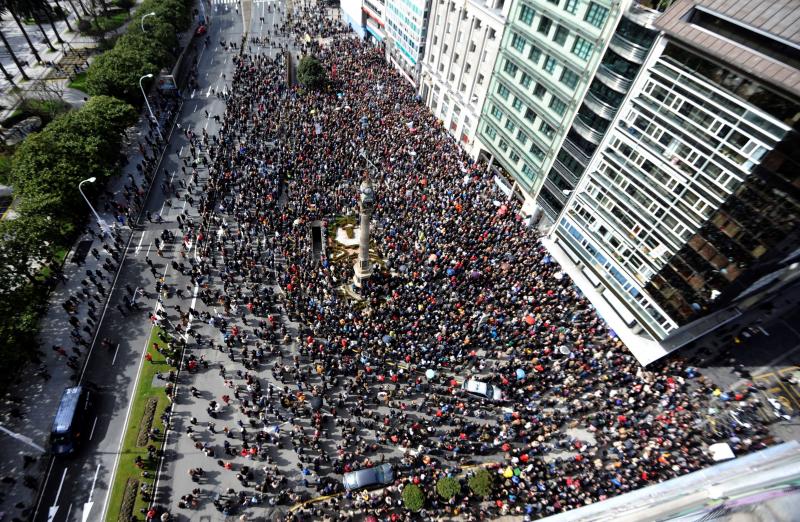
572;116;604;145
560;136;591;166
596;64;633;93
609;33;649;64
584;90;618;120
551;157;580;185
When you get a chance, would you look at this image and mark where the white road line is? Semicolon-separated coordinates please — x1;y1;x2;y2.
101;265;169;521
111;343;121;365
65;503;73;521
53;468;67;508
33;458;55;521
178;145;184;157
206;85;213;98
89;416;98;440
146;241;153;258
193;105;198;113
191;88;196;99
135;231;146;255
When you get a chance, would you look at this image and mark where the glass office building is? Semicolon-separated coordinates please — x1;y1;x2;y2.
547;0;800;364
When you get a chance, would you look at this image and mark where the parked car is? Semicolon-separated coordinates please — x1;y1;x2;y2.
342;464;394;491
461;379;504;402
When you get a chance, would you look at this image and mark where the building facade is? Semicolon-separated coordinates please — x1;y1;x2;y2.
536;2;660;222
545;0;800;364
476;0;623;200
385;0;431;82
418;0;510;158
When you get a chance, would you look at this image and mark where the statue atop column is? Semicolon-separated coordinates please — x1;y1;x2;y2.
353;176;375;288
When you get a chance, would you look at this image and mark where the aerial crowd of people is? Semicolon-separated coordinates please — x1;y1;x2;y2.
136;2;781;521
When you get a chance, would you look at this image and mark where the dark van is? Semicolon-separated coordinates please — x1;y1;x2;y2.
50;386;93;456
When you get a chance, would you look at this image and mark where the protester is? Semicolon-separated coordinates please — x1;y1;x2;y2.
146;2;779;520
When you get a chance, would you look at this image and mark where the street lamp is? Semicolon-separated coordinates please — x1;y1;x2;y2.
78;177;112;237
139;73;164;140
141;12;156;32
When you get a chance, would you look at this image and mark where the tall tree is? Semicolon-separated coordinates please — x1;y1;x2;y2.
0;56;14;84
52;0;73;31
0;27;27;79
0;3;43;63
14;0;57;52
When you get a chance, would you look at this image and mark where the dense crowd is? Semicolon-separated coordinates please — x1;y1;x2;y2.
147;3;779;521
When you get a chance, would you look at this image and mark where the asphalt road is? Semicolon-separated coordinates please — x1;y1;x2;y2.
31;5;241;522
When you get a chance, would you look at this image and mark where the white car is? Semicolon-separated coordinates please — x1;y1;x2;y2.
461;379;504;402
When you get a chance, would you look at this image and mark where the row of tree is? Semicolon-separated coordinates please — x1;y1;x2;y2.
0;96;137;375
0;0;132;84
85;0;194;105
401;469;494;512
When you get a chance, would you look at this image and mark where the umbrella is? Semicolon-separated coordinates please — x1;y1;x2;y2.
516;368;526;380
524;315;535;325
425;369;436;379
502;443;511;452
309;396;323;411
382;335;393;345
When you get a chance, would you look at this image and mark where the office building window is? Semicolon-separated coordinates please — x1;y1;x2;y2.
560;68;579;88
553;25;569;46
549;96;567;115
505;119;516;132
512;97;523;111
497;82;510;99
503;59;519;77
491;104;503;120
510;150;521;163
585;2;608;28
571;36;593;60
517;130;528;145
543;55;557;73
520;72;532;89
485;123;497;139
477;73;484;84
540;121;555;138
530;142;545;160
524;107;537;122
511;33;526;52
534;83;547;98
499;139;509;152
522;163;536;179
529;45;542;65
538;16;552;35
519;4;535;25
564;0;579;14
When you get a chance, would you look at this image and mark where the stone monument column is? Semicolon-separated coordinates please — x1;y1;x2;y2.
353;177;375;288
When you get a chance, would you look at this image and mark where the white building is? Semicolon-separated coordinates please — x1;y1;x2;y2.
418;0;510;158
385;0;432;82
340;0;367;38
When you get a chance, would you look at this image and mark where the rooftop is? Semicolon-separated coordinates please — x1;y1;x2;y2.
656;0;800;98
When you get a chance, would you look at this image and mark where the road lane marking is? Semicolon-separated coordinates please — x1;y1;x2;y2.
33;458;55;521
112;343;121;366
135;231;147;256
48;467;68;521
89;416;98;440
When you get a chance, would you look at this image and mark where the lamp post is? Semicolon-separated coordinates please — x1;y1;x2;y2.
78;177;112;237
139;73;164;140
141;11;156;32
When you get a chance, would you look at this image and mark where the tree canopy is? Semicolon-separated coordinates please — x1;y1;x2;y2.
297;55;327;90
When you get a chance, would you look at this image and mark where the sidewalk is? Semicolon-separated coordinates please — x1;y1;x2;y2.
0;2;141;120
0;91;180;522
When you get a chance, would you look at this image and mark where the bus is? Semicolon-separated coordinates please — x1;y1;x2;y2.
50;386;93;456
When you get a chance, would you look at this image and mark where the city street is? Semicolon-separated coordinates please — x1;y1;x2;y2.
30;3;240;521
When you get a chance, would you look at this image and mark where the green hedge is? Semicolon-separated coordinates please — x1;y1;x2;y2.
86;0;193;105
